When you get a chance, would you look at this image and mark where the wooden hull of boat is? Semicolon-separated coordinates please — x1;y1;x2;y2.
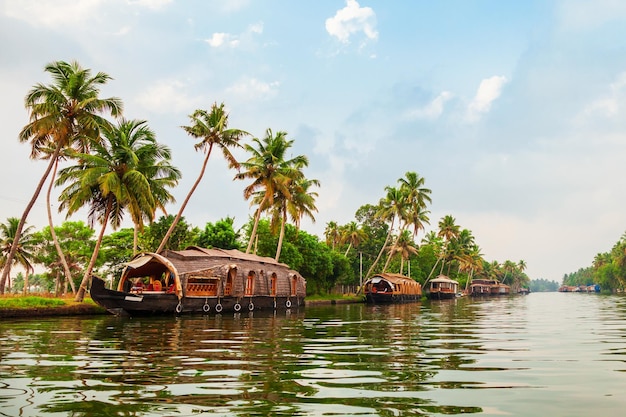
365;292;421;304
90;276;303;316
427;291;457;300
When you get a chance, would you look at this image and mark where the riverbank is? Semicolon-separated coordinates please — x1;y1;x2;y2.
0;302;106;318
0;295;107;318
0;295;362;318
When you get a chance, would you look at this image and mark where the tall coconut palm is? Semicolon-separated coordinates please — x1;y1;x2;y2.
365;185;406;277
274;176;319;261
157;103;248;253
126;120;181;253
383;172;431;272
341;221;366;257
437;215;461;273
57;119;167;301
0;218;35;293
387;229;419;275
235;129;308;254
46;155;76;294
0;61;122;293
324;221;341;250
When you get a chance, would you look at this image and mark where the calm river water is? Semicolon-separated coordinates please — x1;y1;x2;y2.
2;293;626;416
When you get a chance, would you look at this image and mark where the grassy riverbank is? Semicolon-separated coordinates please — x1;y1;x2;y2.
305;293;364;305
0;295;106;318
0;293;363;318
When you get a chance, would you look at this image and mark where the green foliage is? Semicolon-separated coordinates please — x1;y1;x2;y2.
142;215;199;251
196;217;241;249
529;278;559;292
31;221;95;293
99;228;136;283
0;296;66;309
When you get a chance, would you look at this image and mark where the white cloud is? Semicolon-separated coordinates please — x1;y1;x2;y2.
248;22;263;34
325;0;378;44
206;32;240;48
466;75;507;122
226;77;279;101
404;91;453;120
581;71;626;119
3;0;105;27
126;0;172;10
205;22;263;49
135;80;202;114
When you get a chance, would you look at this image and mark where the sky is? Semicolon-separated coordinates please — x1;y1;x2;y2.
2;0;626;283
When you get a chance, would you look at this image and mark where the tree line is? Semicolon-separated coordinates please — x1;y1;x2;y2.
1;60;530;300
562;232;626;292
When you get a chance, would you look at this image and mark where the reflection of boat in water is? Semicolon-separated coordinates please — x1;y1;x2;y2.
428;275;459;300
469;279;510;296
90;246;306;316
363;273;422;304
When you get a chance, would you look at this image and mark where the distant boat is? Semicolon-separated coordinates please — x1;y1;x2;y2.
363;273;422;304
90;246;306;316
428;275;459;300
558;284;600;293
469;279;510;296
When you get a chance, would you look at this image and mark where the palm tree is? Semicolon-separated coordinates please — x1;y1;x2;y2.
126;120;181;253
324;221;341;250
44;148;77;294
387;229;419;275
501;260;517;284
235;129;308;254
274;176;319;261
365;185;406;277
157;103;248;253
341;221;366;257
57;119;167;301
0;61;122;293
0;218;35;293
437;215;460;272
382;172;431;272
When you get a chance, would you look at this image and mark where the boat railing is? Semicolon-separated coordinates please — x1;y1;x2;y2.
186;283;218;296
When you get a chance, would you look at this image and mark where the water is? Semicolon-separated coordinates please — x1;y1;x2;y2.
2;293;626;416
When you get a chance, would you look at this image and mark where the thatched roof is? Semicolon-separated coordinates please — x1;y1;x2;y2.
368;273;419;285
430;274;458;284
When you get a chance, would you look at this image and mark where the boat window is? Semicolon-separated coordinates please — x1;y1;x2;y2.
290;275;298;296
224;268;236;296
270;273;277;296
245;271;256;296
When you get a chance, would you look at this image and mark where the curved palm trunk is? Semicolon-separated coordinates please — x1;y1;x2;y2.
47;159;76;295
246;205;263;254
275;208;287;261
75;197;112;302
157;144;213;253
0;146;60;293
22;268;29;295
383;223;409;272
344;243;353;257
246;194;269;254
365;217;395;278
133;224;139;255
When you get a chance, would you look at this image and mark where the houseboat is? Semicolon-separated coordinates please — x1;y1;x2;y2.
90;246;306;316
363;273;422;303
469;279;510;296
428;275;459;300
